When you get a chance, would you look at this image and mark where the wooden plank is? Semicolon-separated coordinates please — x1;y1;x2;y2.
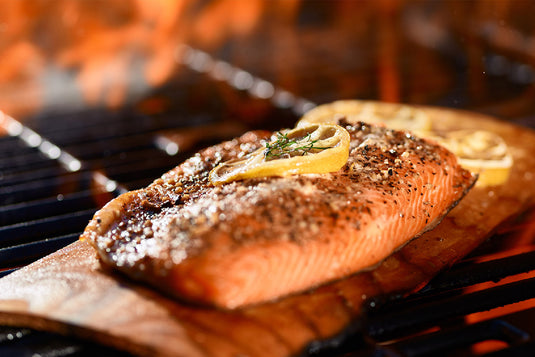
0;106;534;357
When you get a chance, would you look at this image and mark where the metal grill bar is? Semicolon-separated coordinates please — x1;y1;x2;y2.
0;233;79;270
0;164;72;189
0;149;56;169
416;250;535;296
0;190;109;226
0;171;91;205
0;326;131;357
0;209;96;248
366;277;535;342
384;320;529;357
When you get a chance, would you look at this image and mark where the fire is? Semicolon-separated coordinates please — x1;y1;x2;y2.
1;0;533;122
0;0;189;116
0;0;411;119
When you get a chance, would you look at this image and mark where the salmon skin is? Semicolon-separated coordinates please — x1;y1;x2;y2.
81;121;476;309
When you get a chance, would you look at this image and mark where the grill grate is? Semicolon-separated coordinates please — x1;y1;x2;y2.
0;326;132;357
2;44;535;356
0;60;304;356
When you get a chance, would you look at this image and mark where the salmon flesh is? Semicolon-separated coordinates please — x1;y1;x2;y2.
81;121;476;309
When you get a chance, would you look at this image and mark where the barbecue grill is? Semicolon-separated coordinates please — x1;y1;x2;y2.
2;1;535;356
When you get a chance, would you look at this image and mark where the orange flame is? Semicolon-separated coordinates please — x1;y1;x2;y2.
1;0;535;120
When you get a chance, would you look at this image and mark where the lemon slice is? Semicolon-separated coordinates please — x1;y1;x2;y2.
432;130;513;187
209;124;350;185
297;100;432;135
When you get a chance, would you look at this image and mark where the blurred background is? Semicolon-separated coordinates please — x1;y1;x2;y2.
1;0;535;124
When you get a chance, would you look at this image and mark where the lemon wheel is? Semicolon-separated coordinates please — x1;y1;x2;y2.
297;100;432;135
209;124;350;185
431;130;513;187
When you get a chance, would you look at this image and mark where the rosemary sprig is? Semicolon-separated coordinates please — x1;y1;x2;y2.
264;131;329;160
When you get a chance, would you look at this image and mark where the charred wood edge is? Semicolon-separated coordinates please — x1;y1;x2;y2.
301;319;366;357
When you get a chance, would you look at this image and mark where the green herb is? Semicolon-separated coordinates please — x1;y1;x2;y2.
264;131;329;160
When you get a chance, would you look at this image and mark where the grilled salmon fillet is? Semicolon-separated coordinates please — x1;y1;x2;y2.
81;121;476;309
